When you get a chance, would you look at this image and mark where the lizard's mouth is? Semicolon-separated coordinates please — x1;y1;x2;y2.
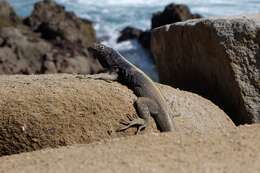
87;45;110;68
87;46;98;55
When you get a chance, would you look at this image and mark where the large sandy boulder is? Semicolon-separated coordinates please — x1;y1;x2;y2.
151;16;260;125
0;124;259;173
0;74;234;156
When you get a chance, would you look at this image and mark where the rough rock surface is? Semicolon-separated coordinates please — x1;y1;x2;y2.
0;0;101;75
151;3;201;29
24;0;96;48
1;124;259;173
0;74;234;156
151;16;260;124
0;26;101;75
0;27;51;74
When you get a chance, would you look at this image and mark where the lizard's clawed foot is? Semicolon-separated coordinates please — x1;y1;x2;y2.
116;115;147;134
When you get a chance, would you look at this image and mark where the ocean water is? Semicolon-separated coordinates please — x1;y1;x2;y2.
8;0;260;80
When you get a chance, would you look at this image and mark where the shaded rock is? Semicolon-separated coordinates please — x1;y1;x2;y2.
0;1;102;75
117;3;202;53
117;26;143;43
117;26;151;50
41;51;101;74
1;124;259;173
0;0;21;28
0;74;234;156
24;0;96;47
0;27;51;74
192;13;203;19
151;3;201;29
138;30;151;50
151;16;260;124
0;26;101;75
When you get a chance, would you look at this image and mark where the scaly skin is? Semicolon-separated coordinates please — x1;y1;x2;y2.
88;43;175;132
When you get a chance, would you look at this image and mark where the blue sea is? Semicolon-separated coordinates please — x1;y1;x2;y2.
8;0;260;80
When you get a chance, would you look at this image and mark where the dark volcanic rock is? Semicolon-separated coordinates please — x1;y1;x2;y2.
151;3;201;29
0;26;101;75
117;3;202;53
192;13;203;19
138;31;151;50
24;0;96;48
0;0;102;75
117;26;151;50
117;26;143;43
151;16;260;125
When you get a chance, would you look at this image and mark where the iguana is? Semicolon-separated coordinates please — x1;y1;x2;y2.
88;43;175;133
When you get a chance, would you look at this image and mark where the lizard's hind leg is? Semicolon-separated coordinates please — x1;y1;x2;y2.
116;97;158;134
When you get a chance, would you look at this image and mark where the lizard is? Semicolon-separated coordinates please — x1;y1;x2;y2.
88;43;175;133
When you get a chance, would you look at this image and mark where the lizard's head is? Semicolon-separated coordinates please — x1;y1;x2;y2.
88;43;117;68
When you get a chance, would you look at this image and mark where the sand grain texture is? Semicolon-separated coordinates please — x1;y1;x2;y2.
0;74;234;156
0;124;259;173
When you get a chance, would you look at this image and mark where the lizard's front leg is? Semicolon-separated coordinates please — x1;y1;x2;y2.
76;70;118;82
117;97;158;134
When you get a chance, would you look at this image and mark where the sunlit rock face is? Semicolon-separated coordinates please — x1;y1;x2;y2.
152;16;260;125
